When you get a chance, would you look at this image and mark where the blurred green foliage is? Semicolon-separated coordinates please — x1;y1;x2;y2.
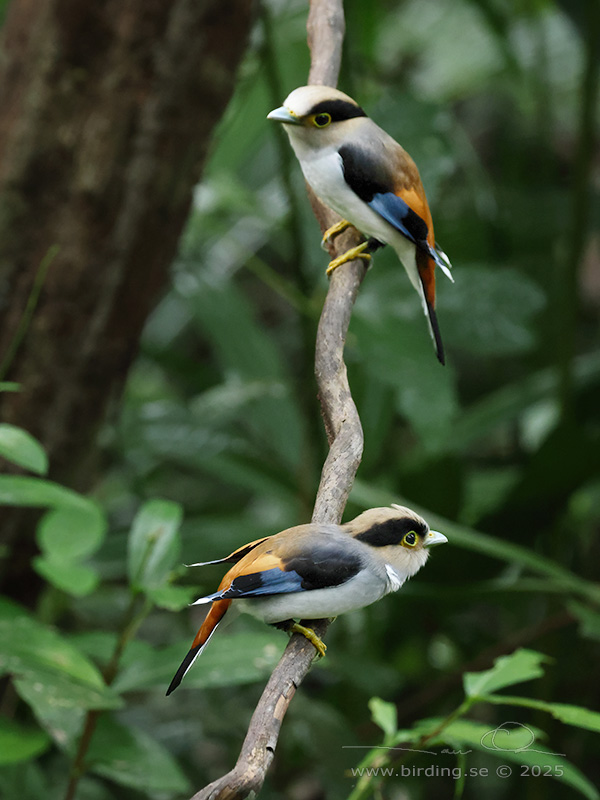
1;0;599;798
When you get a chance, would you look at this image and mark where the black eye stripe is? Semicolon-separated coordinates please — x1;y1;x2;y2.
355;518;427;547
308;99;367;122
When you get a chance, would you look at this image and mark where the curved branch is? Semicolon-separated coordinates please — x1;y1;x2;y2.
192;1;367;796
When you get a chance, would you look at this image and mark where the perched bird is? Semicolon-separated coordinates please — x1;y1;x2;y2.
166;505;447;694
267;86;453;364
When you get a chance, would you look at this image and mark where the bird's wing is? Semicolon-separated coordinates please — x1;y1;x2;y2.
338;143;452;279
194;535;363;603
186;536;271;567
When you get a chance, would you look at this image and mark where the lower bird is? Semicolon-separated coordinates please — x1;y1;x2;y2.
267;85;453;365
167;505;447;694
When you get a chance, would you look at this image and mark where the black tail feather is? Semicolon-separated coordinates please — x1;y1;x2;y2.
426;299;445;366
166;644;201;696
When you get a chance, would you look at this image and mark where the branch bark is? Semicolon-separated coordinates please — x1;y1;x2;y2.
192;1;368;798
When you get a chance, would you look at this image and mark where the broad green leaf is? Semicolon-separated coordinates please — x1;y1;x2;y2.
113;629;282;693
483;694;600;734
0;718;50;765
464;649;548;698
127;499;182;591
0;424;48;475
13;667;121;750
32;556;99;597
87;716;190;794
0;475;90;510
0;382;21;392
37;505;107;562
0;597;106;687
369;697;398;741
147;584;198;611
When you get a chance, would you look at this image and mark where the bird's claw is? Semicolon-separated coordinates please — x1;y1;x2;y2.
326;241;372;275
321;219;352;250
289;622;327;658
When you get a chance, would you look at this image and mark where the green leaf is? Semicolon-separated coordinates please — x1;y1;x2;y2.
127;499;183;591
0;424;48;475
32;556;99;597
464;649;548;698
0;475;89;509
0;597;107;688
483;694;600;734
37;505;107;562
113;629;282;693
87;716;190;794
147;584;198;611
369;697;398;742
0;718;50;765
0;382;21;392
13;667;121;750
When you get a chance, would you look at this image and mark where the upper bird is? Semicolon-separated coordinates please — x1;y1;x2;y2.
268;86;453;365
166;504;447;694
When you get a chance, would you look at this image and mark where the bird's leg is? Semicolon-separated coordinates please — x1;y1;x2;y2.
326;237;384;275
289;622;327;658
321;219;352;250
326;241;372;275
271;620;327;658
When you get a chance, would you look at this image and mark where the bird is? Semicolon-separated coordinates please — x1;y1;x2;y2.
267;86;453;365
166;505;447;694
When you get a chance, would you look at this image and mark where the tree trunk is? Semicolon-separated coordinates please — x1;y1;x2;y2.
0;0;253;589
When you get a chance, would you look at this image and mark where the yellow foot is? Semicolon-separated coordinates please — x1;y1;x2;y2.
326;242;372;275
289;622;327;658
321;219;352;250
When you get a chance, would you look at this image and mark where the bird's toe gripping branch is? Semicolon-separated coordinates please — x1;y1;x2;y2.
289;622;327;658
321;219;352;250
326;241;372;275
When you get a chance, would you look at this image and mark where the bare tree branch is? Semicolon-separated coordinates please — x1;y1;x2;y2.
192;1;368;796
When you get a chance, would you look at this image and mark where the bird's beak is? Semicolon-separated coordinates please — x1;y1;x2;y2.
267;106;301;125
424;530;448;548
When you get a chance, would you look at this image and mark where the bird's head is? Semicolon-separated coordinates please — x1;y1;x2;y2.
267;85;368;150
344;504;448;578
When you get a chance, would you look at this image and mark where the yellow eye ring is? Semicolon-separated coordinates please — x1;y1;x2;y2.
313;113;332;128
402;531;417;547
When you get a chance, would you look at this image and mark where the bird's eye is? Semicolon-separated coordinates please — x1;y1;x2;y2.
313;113;332;128
403;531;417;548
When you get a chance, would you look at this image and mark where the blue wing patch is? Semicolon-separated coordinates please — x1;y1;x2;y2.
368;192;429;246
220;568;305;599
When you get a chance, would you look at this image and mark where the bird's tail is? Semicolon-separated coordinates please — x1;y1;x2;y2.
416;250;446;365
166;599;231;695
